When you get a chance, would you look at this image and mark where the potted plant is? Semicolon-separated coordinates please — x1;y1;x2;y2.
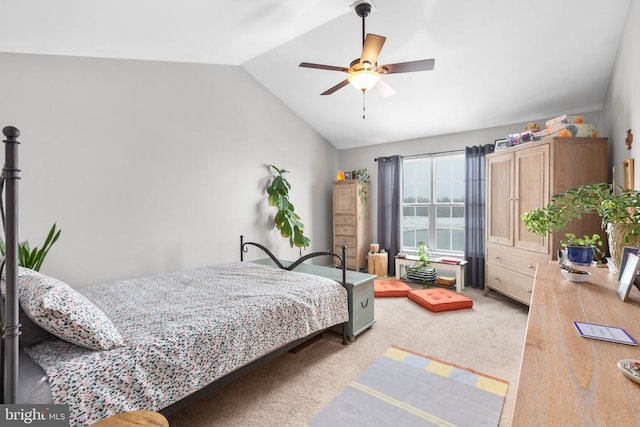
266;164;311;250
560;233;603;266
0;223;62;271
522;182;640;267
405;242;437;285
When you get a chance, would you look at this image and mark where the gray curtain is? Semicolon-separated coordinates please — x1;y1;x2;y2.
464;145;494;289
377;156;402;276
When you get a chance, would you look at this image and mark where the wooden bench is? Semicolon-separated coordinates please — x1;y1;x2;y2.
395;256;467;293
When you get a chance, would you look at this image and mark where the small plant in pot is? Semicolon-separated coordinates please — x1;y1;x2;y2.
560;233;603;266
405;242;437;286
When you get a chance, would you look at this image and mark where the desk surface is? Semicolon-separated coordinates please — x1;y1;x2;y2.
513;263;640;426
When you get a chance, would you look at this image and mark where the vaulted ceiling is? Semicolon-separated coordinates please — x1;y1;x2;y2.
0;0;630;149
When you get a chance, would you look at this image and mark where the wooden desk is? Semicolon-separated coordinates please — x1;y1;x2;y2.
513;263;640;426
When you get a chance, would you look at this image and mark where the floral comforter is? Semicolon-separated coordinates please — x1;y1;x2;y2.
25;262;348;427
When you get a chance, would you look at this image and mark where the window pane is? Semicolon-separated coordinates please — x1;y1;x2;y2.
403;230;415;248
436;206;451;227
436;228;451;251
452;229;465;252
453;182;465;203
416;229;428;245
452;206;465;228
436;182;452;203
403;159;431;204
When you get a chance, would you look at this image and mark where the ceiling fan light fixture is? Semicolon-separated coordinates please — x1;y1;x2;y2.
348;70;380;92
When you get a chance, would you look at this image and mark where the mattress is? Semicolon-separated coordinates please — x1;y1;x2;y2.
20;262;348;427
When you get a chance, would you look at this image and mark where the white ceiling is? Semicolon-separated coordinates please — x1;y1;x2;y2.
0;0;630;150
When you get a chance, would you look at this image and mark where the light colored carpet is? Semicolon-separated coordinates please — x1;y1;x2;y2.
307;346;509;426
166;286;528;427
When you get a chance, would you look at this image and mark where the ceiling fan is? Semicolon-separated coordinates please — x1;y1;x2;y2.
299;1;435;100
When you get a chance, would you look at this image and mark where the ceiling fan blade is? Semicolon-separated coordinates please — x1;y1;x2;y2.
380;59;435;74
299;62;349;72
360;34;386;68
375;79;396;98
321;79;350;95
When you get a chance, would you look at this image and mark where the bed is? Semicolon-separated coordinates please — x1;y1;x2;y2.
0;126;349;426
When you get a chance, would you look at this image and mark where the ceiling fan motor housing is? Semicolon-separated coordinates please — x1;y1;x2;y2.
353;1;375;18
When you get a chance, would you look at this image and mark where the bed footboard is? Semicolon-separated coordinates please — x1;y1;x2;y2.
240;235;348;345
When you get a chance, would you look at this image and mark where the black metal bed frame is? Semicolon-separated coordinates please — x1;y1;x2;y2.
0;126;349;414
1;126;20;404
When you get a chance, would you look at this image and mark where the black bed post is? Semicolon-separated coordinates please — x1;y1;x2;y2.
2;126;20;404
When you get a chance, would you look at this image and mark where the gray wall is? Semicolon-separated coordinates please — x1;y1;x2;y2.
0;53;338;287
603;0;639;186
338;111;603;244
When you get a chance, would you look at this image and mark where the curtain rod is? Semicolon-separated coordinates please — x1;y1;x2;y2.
374;148;464;161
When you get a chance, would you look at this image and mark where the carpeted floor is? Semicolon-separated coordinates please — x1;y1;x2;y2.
166;285;528;427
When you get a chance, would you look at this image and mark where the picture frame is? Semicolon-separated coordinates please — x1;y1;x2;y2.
344;171;352;180
494;139;510;151
618;252;640;301
618;246;640;281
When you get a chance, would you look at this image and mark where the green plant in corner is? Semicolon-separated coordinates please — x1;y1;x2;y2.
266;165;310;249
355;168;369;218
0;223;62;271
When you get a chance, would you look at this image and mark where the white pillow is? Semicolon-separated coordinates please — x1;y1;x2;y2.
18;268;124;350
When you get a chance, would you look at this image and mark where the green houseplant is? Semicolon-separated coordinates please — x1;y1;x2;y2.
266;165;310;249
0;223;62;271
522;182;640;267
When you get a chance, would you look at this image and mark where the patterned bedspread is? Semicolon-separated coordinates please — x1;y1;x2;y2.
25;262;348;427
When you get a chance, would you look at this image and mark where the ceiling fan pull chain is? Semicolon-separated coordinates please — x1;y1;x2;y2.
362;90;366;119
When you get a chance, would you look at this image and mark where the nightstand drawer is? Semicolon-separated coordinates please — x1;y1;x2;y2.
351;279;374;336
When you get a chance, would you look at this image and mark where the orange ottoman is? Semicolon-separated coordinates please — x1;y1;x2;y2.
408;288;473;312
374;279;412;297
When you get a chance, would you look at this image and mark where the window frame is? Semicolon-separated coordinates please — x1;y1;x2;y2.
401;152;466;258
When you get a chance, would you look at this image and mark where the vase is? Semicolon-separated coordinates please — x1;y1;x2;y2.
606;223;640;268
566;245;595;266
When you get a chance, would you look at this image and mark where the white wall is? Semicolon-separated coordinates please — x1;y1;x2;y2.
338;111;603;243
0;53;338;287
603;0;639;187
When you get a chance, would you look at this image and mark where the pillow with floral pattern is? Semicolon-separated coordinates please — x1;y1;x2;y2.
18;268;124;350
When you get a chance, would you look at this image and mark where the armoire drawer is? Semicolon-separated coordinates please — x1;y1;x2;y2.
486;264;533;305
487;245;547;278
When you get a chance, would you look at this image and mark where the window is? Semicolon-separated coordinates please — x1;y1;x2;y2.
402;154;465;256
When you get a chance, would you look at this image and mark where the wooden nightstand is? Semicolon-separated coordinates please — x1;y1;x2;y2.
251;259;376;341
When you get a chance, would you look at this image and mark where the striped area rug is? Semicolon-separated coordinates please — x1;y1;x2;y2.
307;346;508;427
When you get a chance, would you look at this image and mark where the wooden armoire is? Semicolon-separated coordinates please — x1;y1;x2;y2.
484;137;608;305
333;180;370;271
